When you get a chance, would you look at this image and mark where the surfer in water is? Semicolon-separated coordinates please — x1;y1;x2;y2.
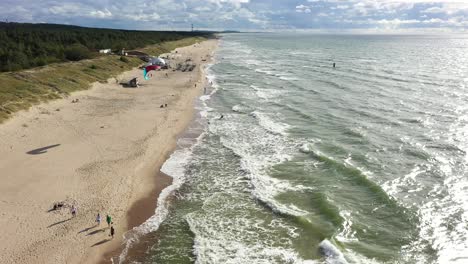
333;62;336;68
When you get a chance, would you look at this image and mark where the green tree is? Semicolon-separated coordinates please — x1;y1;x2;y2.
64;43;91;61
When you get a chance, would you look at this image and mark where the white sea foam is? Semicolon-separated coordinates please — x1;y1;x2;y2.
255;68;275;75
232;104;249;113
335;211;357;243
279;75;299;81
250;111;290;135
430;107;468;262
186;192;317;264
318;240;348;264
212;114;308;217
250;85;284;101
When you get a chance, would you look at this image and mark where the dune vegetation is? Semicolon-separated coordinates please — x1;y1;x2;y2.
0;29;208;122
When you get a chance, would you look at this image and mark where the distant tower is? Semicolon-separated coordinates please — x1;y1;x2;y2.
191;24;194;32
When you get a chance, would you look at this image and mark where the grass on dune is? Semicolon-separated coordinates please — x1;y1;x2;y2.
0;37;205;123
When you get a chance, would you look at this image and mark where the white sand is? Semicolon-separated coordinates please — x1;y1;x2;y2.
0;39;218;264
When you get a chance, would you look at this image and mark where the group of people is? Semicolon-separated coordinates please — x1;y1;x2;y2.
69;207;115;239
95;213;115;239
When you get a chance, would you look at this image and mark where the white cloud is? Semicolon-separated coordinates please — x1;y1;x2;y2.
422;7;445;14
296;4;312;13
89;9;112;19
1;0;468;31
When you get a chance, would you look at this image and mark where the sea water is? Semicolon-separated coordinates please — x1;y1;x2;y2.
120;33;468;263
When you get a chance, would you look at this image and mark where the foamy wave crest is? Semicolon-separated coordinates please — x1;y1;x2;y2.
185;192;318;264
318;239;349;264
217;134;308;217
279;75;299;81
199;64;219;118
255;68;275;76
208;104;310;217
251;111;290;135
232;104;249;113
250;85;283;100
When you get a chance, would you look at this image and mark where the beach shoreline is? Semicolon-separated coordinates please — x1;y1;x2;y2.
0;39;218;264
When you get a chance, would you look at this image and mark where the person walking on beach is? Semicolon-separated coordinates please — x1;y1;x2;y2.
71;205;77;217
106;214;112;227
96;213;101;226
110;225;115;239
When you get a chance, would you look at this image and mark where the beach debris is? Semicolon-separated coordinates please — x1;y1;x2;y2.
52;202;65;211
71;99;80;103
55;108;60;111
50;198;77;212
119;78;139;88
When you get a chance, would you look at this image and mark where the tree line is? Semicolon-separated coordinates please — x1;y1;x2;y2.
0;22;212;72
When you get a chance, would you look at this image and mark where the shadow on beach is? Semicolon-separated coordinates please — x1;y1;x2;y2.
47;217;71;228
87;228;106;236
26;144;61;155
91;239;111;247
78;226;95;234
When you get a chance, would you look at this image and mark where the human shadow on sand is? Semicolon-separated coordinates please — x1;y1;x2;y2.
27;144;61;155
47;218;71;228
91;239;111;247
87;228;106;236
78;226;96;234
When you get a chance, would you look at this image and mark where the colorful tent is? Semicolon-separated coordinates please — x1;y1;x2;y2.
143;65;161;80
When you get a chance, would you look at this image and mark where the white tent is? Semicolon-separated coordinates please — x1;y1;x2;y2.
150;57;166;66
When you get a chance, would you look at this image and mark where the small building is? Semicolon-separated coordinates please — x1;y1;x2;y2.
99;49;111;54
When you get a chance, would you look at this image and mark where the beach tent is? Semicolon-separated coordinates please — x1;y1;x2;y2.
145;65;161;72
143;65;161;80
150;57;166;66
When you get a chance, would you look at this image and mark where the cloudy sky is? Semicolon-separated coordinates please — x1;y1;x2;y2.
1;0;468;32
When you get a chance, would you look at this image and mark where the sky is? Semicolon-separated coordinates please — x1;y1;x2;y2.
1;0;468;32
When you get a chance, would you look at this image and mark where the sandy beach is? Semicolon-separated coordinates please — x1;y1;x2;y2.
0;39;218;264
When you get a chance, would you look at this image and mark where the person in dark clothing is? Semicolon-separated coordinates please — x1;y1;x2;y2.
110;226;115;239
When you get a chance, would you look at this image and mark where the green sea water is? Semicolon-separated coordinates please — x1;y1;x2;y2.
119;33;468;264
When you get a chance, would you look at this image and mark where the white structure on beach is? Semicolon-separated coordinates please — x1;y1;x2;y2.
149;57;166;66
99;49;111;54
